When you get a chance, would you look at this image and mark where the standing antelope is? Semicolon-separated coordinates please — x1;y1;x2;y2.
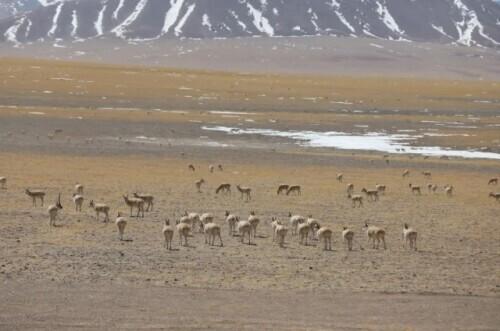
363;222;386;249
346;183;354;195
336;173;343;182
72;193;84;212
115;212;127;241
342;227;354;251
188;164;195;171
361;188;379;201
236;185;251;201
218;164;223;171
162;219;175;250
47;193;63;227
89;200;110;222
25;189;45;207
248;211;260;238
133;192;154;211
444;185;454;197
402;169;410;178
422;171;432;179
277;184;289;195
123;195;145;218
0;177;6;189
402;223;417;251
348;193;363;208
195;179;205;193
225;211;238;236
409;184;421;195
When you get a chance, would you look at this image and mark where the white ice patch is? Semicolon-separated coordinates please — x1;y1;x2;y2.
202;126;500;160
70;10;78;38
95;4;107;36
4;17;25;44
202;14;212;30
246;3;274;36
113;0;148;38
431;24;454;39
209;111;256;115
376;1;404;35
230;10;247;31
454;0;500;46
161;0;186;35
48;2;64;37
329;0;356;34
174;3;196;36
113;0;125;20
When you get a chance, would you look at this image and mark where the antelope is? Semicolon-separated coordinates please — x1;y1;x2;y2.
277;184;289;195
422;171;432;179
0;177;6;189
286;185;301;196
215;183;231;195
375;184;386;195
133;193;154;211
188;164;195;171
123;195;145;218
346;183;354;195
209;164;215;173
444;185;454;197
402;223;417;251
489;192;500;202
402;169;410;178
74;183;84;195
488;178;498;185
25;189;45;207
236;185;251;201
342;227;354;251
363;222;386;250
348;193;363;208
409;184;421;195
361;188;379;201
162;219;175;250
115;212;127;241
225;211;238;235
47;193;63;227
336;173;343;182
72;193;84;212
195;179;205;193
218;164;223;171
89;200;110;222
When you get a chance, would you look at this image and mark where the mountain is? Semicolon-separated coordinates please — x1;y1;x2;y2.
1;0;499;47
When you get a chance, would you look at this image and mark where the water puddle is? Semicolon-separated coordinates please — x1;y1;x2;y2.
202;126;500;160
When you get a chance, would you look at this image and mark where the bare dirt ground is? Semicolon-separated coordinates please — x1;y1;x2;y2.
0;57;499;330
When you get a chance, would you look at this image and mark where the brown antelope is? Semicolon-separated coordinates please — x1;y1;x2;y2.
236;185;251;201
215;183;231;195
286;185;301;196
195;179;205;193
25;189;45;207
188;164;195;171
488;178;498;185
409;184;421;195
277;184;289;195
89;200;110;222
0;177;6;189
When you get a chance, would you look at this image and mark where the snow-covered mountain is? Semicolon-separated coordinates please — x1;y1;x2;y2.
1;0;499;47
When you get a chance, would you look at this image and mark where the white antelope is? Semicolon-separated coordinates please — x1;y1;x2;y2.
202;222;223;247
237;219;252;244
74;183;84;195
176;220;191;246
409;184;421;195
363;222;386;250
316;227;333;251
123;195;145;218
361;188;379;201
248;211;260;238
275;223;288;247
346;183;354;195
72;193;84;212
89;200;110;222
133;192;154;211
297;222;311;246
347;193;363;208
342;227;354;251
162;219;175;250
225;211;238;235
47;193;63;227
402;169;410;178
288;212;306;235
402;223;417;251
115;212;127;241
25;189;45;207
336;173;343;182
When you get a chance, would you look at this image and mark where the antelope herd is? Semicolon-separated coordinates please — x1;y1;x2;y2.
0;168;498;252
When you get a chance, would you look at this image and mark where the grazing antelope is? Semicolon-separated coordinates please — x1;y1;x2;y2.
361;188;379;201
336;173;343;182
47;193;63;227
162;219;175;250
488;178;498;185
72;193;84;212
348;193;363;208
363;222;386;250
0;177;6;189
115;212;127;241
277;184;289;195
188;164;195;171
489;192;500;202
133;193;154;211
74;183;84;195
409;184;421;195
215;183;231;195
286;185;301;196
402;223;417;251
402;169;410;178
236;185;251;201
89;200;110;222
123;195;145;218
195;179;205;193
422;171;432;179
25;189;45;207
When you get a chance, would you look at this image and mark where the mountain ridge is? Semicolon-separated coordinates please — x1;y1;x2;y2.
1;0;499;48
